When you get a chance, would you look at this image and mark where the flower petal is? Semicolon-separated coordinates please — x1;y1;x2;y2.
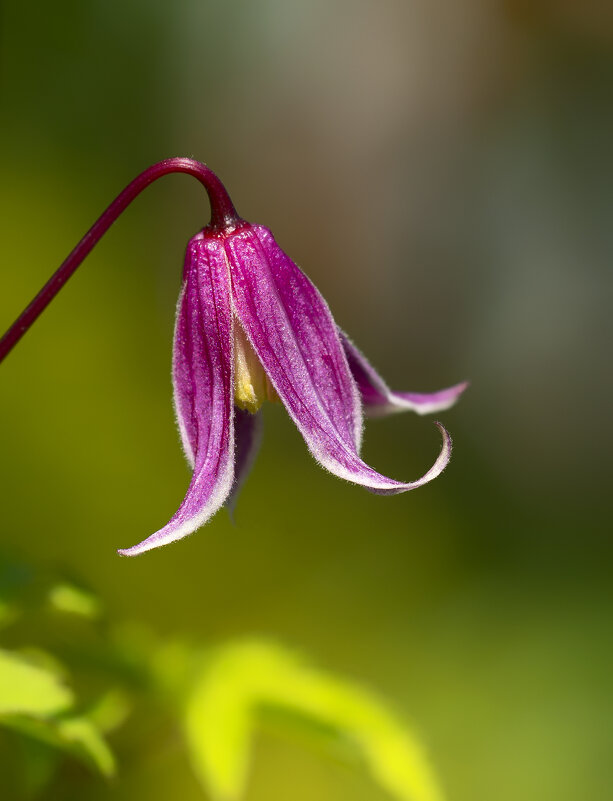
340;332;468;418
227;407;263;516
228;225;451;494
227;224;363;452
172;282;197;468
118;236;234;556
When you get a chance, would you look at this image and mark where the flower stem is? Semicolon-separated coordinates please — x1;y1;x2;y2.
0;158;240;364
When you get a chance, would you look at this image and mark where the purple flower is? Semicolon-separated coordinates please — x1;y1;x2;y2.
118;227;465;556
0;159;466;557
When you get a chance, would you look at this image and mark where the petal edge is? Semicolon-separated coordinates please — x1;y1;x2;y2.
118;237;234;556
341;331;467;417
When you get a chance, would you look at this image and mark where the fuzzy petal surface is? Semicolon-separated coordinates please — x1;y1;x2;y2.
228;225;451;494
227;225;363;451
341;332;467;418
118;236;234;555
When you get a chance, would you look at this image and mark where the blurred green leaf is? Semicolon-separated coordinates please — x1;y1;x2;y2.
54;716;116;777
184;640;444;801
3;714;116;778
0;645;115;779
0;648;73;717
47;582;102;620
88;689;132;734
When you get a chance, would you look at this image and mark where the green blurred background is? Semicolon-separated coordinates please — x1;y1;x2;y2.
1;1;611;799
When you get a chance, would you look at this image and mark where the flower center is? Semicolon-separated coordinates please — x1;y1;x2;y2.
233;323;278;413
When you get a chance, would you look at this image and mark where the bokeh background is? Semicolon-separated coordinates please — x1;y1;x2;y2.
1;1;612;799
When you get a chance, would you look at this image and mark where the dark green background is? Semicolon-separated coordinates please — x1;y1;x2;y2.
1;1;611;799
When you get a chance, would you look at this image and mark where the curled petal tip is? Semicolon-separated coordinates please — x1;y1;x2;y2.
355;419;453;496
432;420;453;474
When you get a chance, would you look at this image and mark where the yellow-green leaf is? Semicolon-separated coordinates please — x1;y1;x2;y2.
183;640;444;801
47;582;102;619
54;716;116;777
0;648;73;717
3;714;116;778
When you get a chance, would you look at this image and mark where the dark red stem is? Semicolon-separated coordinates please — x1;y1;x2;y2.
0;158;240;364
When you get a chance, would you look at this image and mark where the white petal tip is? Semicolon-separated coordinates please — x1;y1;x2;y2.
116;533;180;557
116;544;149;558
432;420;453;471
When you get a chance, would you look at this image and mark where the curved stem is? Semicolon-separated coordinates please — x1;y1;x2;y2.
0;158;241;364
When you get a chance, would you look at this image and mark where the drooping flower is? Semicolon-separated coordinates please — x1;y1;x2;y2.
0;159;466;557
118;225;465;555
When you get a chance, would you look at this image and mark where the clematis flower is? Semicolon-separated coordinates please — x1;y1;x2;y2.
0;159;466;556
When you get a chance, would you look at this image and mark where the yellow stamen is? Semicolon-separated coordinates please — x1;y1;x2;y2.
233;324;278;413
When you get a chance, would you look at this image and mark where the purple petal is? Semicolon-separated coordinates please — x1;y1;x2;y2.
341;332;468;418
171;282;198;468
227;225;452;494
226;224;363;452
227;407;263;516
118;235;234;556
